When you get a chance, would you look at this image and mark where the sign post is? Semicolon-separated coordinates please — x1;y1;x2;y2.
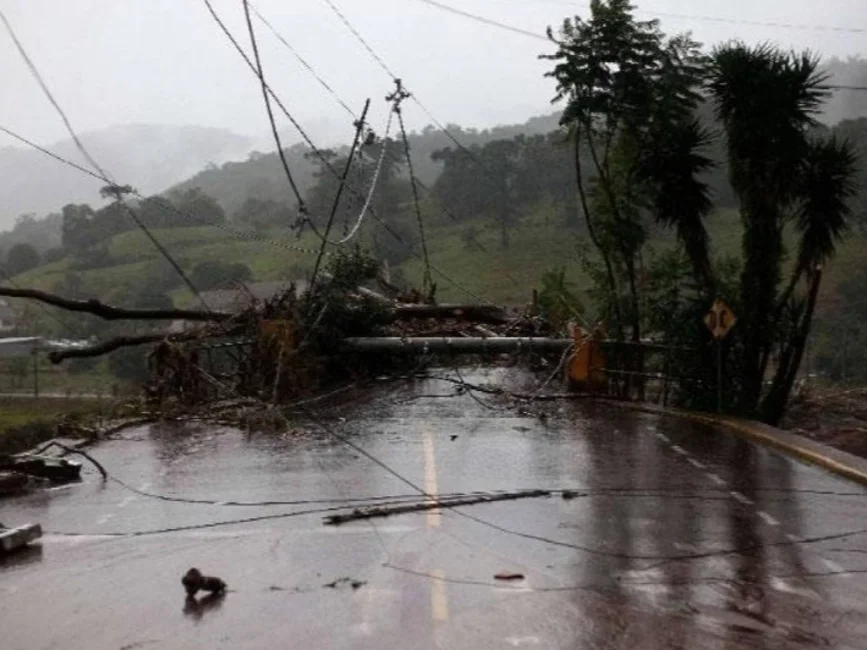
704;299;737;413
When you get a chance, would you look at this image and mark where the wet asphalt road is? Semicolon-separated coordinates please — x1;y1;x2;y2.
3;369;867;649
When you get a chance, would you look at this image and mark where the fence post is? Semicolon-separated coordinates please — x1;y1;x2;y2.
716;339;723;414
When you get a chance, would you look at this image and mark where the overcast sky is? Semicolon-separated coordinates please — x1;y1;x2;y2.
1;0;866;149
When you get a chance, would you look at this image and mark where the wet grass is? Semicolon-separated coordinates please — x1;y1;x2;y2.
8;207;864;312
0;397;102;455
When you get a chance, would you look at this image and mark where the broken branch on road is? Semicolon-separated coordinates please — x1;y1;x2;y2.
323;489;551;525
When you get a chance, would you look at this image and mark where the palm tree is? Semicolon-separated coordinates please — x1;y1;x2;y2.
709;42;857;420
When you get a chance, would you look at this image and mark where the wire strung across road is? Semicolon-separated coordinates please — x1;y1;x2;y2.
309;100;371;286
205;0;499;306
0;123;327;258
417;0;867;39
255;3;524;288
318;0;557;290
0;8;225;329
320;0;519;198
325;109;394;245
249;2;356;119
413;0;549;42
242;0;307;217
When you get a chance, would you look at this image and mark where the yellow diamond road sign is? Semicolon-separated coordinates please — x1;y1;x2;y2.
704;299;737;340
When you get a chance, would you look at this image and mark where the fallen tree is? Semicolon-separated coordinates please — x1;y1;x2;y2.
5;249;557;409
46;327;246;363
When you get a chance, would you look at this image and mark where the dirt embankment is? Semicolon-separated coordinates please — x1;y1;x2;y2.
783;386;867;460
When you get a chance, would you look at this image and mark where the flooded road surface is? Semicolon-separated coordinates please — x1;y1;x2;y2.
3;370;867;649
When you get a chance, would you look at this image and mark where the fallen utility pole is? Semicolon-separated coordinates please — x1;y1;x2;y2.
344;337;572;354
323;489;551;525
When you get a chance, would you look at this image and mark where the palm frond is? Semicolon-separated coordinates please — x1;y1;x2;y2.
641;119;716;287
795;135;858;272
710;42;829;200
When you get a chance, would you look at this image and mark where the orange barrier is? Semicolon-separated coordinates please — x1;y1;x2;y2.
567;324;606;391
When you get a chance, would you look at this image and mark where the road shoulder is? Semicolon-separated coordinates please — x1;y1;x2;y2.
605;400;867;487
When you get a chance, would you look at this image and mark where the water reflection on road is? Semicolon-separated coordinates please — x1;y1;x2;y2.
2;369;867;649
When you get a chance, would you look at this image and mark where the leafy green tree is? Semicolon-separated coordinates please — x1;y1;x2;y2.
42;247;67;265
6;242;41;275
538;267;583;331
480;138;522;248
430;146;488;221
137;259;184;295
432;137;538;248
137;196;180;229
831;118;867;233
61;204;97;251
709;43;857;420
90;200;134;241
303;139;411;240
234;197;293;231
544;0;711;344
172;188;226;225
190;261;253;290
544;3;857;423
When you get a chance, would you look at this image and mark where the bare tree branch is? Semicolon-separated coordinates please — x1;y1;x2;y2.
0;287;231;322
48;332;204;364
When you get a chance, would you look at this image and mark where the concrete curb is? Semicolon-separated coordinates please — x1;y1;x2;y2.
599;400;867;488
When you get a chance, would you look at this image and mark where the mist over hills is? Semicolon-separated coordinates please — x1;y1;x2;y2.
0;124;252;227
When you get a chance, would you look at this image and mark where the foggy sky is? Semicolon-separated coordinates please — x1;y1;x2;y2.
1;0;866;149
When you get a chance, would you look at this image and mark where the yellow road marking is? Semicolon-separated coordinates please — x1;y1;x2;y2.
430;569;449;623
423;432;441;528
423;431;449;627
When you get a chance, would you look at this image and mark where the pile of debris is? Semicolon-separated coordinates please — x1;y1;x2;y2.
0;249;566;418
0;440;85;497
784;385;867;460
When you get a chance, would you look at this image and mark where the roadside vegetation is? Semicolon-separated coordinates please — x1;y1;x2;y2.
0;1;865;426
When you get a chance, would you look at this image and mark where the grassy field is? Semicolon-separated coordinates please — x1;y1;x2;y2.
10;207;860;312
0;395;110;455
0;396;101;429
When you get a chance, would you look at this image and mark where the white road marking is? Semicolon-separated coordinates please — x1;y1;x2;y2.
821;558;850;578
786;533;802;543
686;458;706;469
757;511;780;527
706;473;727;486
655;432;671;443
770;576;819;600
730;491;755;506
506;637;541;646
670;445;689;456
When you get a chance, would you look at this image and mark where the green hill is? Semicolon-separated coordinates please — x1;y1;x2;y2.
11;206;732;306
14;203;865;314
